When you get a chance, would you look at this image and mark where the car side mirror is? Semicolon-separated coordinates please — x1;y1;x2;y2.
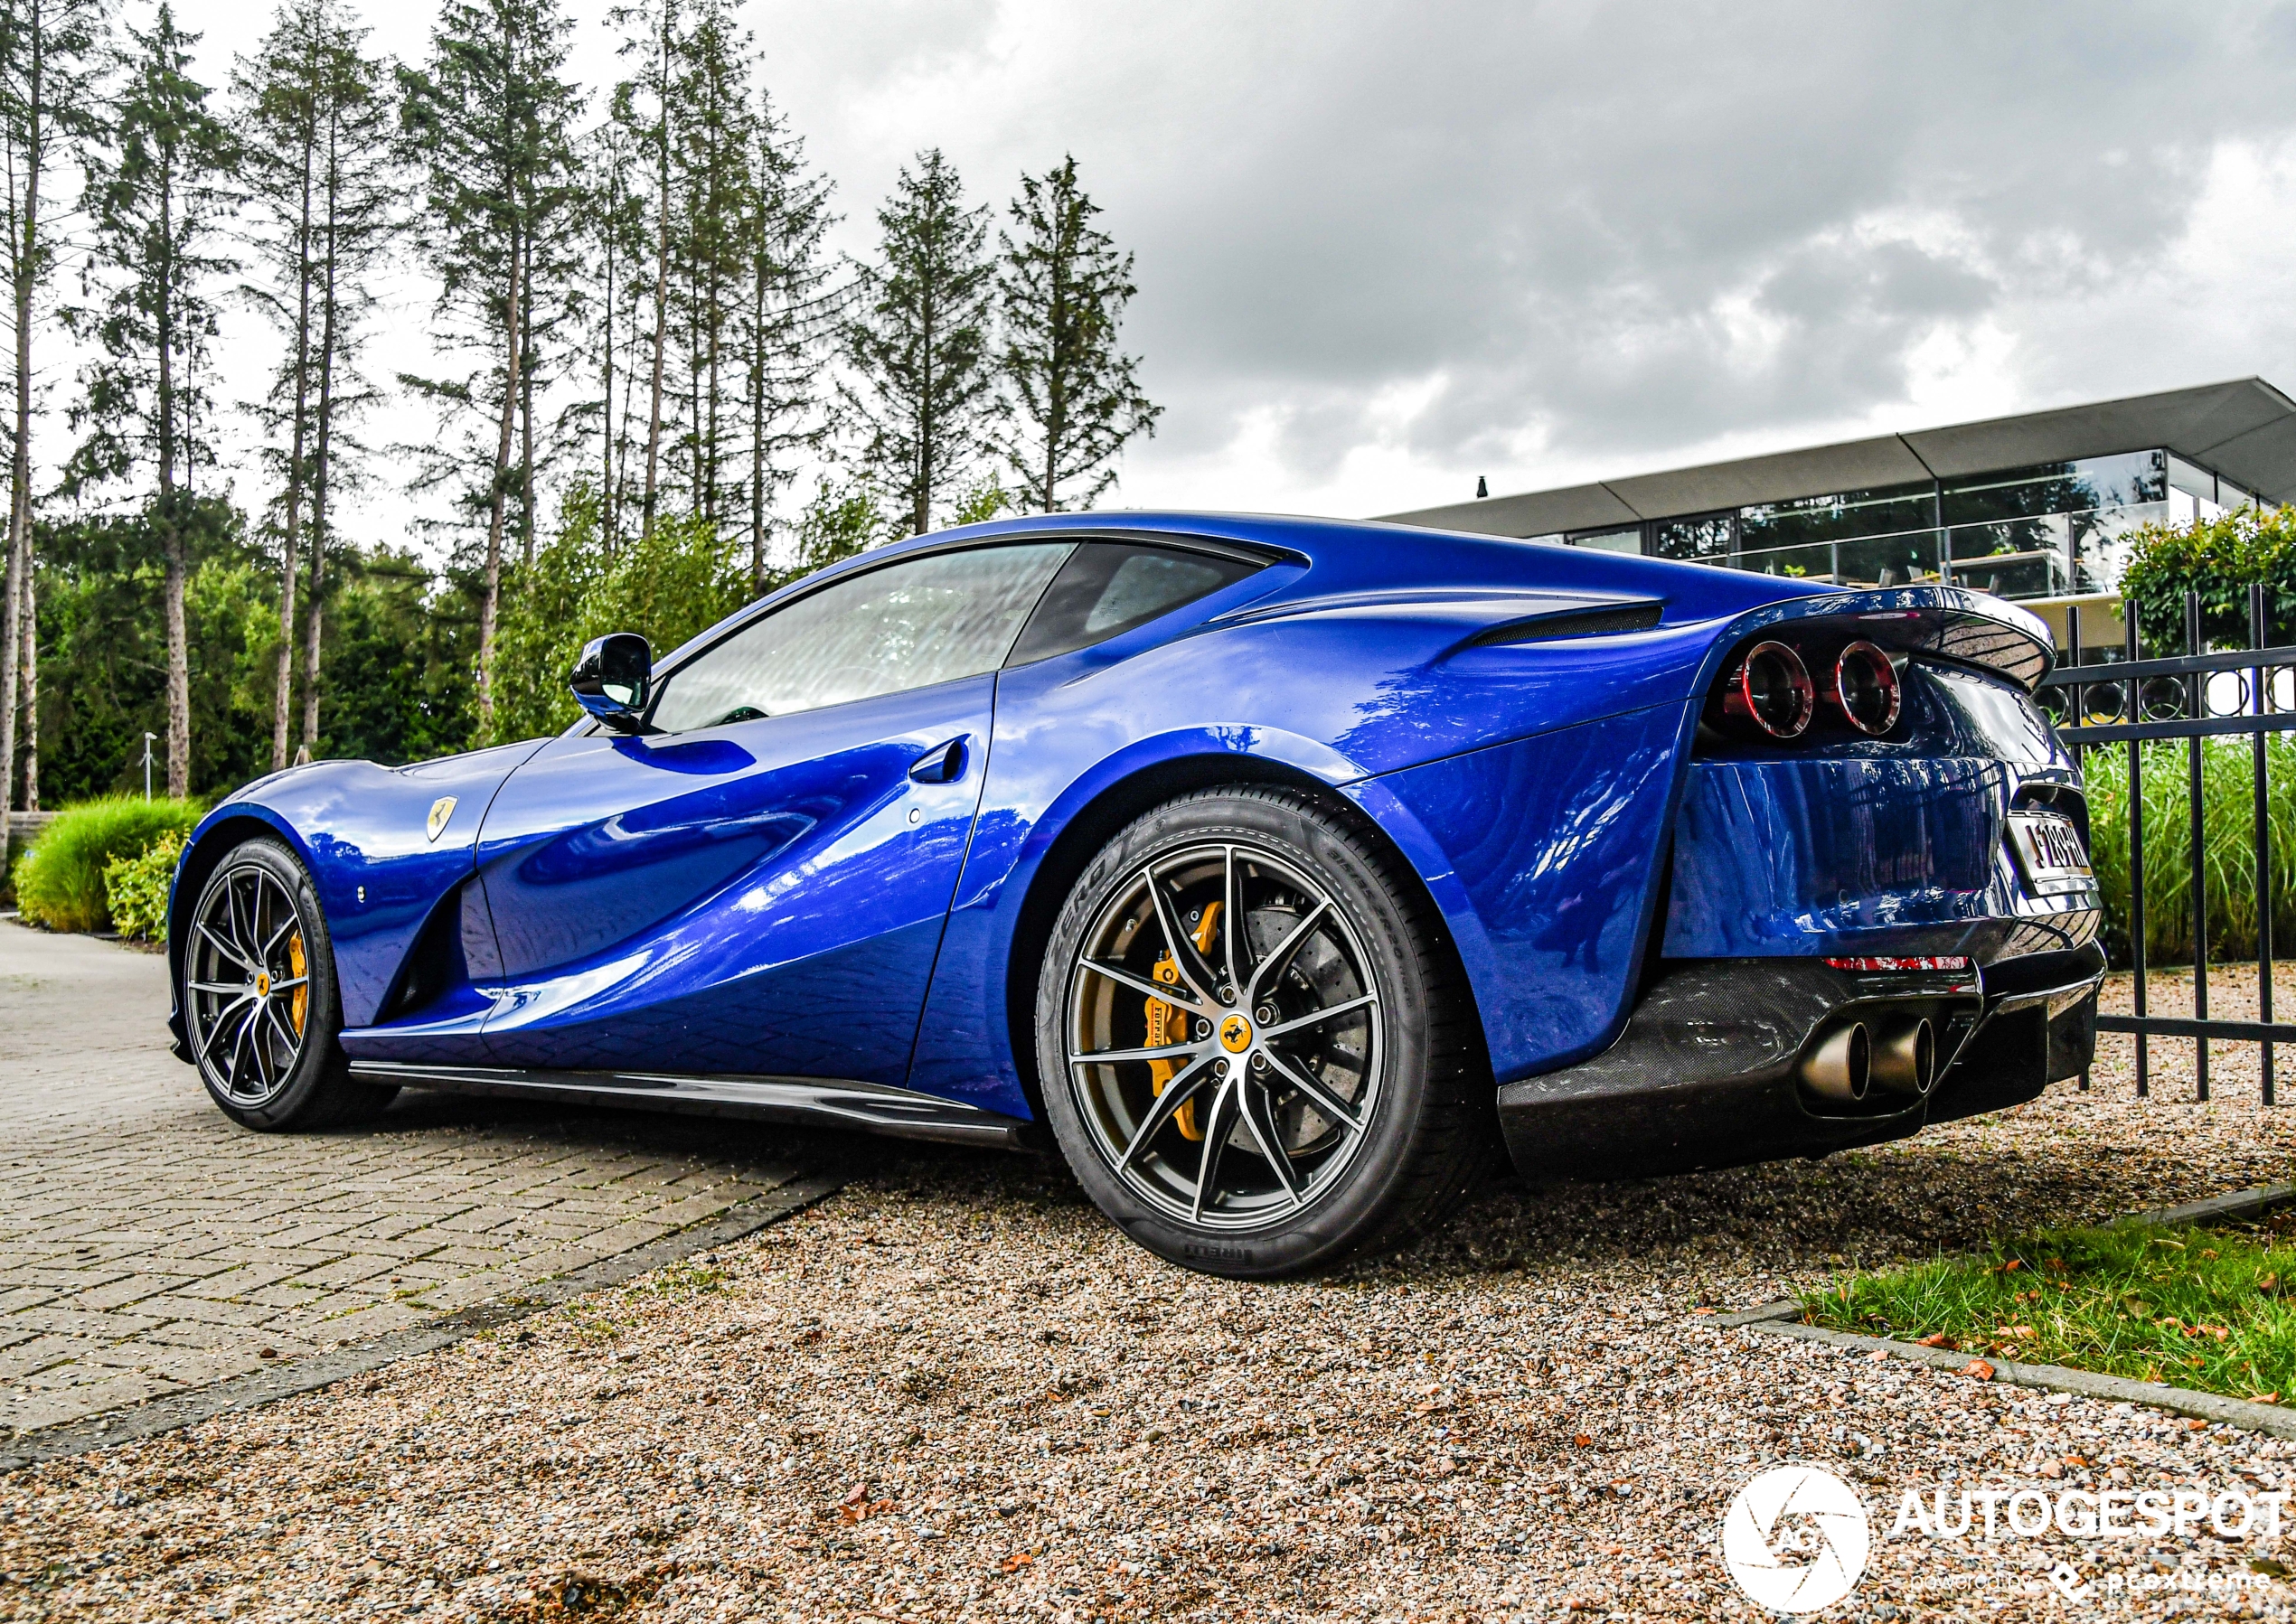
569;632;653;734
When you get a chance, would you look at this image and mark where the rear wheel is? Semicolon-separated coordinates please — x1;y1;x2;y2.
1035;786;1491;1278
182;839;396;1130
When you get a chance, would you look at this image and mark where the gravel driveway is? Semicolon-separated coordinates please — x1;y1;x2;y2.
5;970;2295;1621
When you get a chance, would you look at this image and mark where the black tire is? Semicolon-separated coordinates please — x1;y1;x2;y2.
181;837;398;1131
1034;786;1492;1278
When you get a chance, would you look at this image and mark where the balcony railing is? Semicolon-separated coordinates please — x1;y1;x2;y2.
1724;500;2169;600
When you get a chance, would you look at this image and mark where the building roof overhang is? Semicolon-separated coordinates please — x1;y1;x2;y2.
1377;377;2296;537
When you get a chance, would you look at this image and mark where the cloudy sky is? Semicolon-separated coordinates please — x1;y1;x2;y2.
167;0;2296;546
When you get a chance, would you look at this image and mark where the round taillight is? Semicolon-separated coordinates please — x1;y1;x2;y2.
1721;641;1814;739
1828;641;1901;736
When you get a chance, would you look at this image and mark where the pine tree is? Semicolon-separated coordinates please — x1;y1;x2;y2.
668;0;748;530
606;0;675;540
733;89;833;590
398;0;581;737
235;0;394;770
0;0;103;860
297;19;396;757
70;3;237;800
581;115;645;547
843;148;997;538
998;155;1159;513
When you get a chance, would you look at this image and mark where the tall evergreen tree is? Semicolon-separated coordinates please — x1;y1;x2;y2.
296;13;396;757
843;148;997;538
606;0;675;540
734;89;833;590
998;155;1159;513
666;0;750;532
235;0;394;771
70;2;236;800
0;0;103;859
581;115;645;547
398;0;581;737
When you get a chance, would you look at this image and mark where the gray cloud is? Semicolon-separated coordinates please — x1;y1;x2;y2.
186;0;2296;527
978;0;2296;494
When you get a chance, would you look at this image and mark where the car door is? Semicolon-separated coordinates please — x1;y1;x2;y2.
469;540;1074;1085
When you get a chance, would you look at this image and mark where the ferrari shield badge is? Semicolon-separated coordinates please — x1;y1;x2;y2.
426;795;457;843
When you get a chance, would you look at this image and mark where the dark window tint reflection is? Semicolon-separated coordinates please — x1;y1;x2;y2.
1007;543;1259;664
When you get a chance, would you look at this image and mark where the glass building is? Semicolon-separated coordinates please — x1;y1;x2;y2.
1379;379;2296;643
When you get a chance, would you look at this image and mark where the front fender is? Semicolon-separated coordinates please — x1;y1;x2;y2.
167;741;547;1047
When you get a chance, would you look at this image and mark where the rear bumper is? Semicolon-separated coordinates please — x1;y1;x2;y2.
1497;944;2105;1182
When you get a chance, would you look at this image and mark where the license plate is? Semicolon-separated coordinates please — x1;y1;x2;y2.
2008;810;2094;896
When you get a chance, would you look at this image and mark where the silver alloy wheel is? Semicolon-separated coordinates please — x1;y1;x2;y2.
1063;840;1384;1230
185;863;314;1107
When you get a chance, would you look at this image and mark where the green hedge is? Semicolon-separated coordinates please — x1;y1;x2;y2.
104;830;185;941
2084;737;2296;967
11;797;203;934
2121;505;2296;655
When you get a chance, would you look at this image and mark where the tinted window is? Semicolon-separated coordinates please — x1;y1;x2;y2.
1005;542;1259;665
647;542;1072;732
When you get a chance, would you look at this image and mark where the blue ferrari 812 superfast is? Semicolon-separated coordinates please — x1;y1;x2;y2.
165;512;2104;1276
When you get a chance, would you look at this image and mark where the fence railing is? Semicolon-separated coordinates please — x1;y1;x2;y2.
2037;585;2296;1103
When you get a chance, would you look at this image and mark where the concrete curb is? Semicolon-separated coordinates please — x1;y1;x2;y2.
2127;1182;2296;1231
1756;1315;2296;1441
0;1167;848;1473
1701;1183;2296;1441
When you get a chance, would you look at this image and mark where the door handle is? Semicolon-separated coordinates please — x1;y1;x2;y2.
908;737;968;784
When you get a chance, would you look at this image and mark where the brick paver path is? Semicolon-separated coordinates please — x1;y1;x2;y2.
0;918;820;1435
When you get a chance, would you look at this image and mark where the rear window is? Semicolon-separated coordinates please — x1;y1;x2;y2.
1005;542;1259;665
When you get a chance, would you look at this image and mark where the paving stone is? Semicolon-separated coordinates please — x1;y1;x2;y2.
49;1273;189;1311
145;1295;283;1329
0;919;830;1434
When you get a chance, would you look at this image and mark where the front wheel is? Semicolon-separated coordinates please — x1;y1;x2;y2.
1035;787;1492;1278
181;838;396;1130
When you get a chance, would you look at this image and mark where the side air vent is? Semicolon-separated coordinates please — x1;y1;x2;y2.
1468;599;1664;647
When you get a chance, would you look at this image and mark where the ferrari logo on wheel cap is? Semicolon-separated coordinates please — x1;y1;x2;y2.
426;796;457;842
1219;1013;1253;1053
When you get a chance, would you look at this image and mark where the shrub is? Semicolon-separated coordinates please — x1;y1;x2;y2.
104;829;185;941
2120;506;2296;654
11;797;203;934
2083;737;2296;967
485;489;752;747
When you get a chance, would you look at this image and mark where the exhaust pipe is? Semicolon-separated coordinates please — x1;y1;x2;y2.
1800;1021;1870;1103
1869;1016;1935;1097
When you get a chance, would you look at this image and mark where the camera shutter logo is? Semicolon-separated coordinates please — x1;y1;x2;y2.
1721;1464;1872;1613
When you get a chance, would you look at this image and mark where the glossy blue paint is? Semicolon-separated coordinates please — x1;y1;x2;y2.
1368;703;1687;1084
167;509;2081;1122
173;741;542;1028
1661;657;2102;962
465;675;994;1083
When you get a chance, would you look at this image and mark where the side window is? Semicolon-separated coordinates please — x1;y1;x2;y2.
646;542;1072;733
1004;542;1261;666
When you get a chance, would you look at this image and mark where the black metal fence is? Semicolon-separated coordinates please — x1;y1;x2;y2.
2037;585;2296;1103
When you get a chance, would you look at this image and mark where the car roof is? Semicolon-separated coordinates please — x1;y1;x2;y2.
650;509;1832;678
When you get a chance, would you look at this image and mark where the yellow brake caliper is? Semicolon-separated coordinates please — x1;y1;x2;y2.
287;932;309;1037
1145;900;1221;1141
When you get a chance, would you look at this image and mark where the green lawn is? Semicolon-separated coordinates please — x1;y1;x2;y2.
1802;1209;2296;1403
